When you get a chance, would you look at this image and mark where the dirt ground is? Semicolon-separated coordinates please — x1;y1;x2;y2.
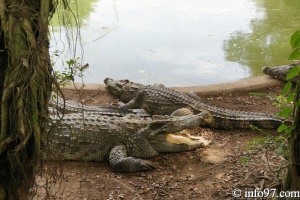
34;82;288;200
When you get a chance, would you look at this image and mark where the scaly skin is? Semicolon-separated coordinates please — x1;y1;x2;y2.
104;78;285;129
263;62;300;83
47;112;212;172
49;93;151;117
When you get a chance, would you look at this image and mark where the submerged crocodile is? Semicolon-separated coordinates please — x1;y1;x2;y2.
104;78;285;129
49;93;151;117
263;62;300;83
47;112;211;172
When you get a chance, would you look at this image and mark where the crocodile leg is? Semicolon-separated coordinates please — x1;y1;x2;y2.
119;91;145;109
109;144;156;172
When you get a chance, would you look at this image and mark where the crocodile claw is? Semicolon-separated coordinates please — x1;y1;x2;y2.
138;160;156;171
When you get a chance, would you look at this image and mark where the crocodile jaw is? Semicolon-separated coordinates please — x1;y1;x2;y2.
149;113;212;136
149;130;211;153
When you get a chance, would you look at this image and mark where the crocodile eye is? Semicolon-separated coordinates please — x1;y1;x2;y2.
121;79;129;86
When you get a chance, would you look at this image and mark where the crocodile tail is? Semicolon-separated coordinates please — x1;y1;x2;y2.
210;115;284;129
194;102;285;129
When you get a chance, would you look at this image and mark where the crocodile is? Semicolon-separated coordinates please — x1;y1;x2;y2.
263;62;300;83
46;112;211;172
104;78;285;129
49;93;151;117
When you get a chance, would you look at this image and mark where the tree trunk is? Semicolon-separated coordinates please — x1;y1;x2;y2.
0;0;54;198
284;132;300;190
284;90;300;192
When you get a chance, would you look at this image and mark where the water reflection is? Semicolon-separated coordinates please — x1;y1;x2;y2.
50;0;300;86
50;0;98;28
223;0;300;77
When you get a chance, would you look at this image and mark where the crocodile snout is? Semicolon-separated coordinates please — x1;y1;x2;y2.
104;77;111;84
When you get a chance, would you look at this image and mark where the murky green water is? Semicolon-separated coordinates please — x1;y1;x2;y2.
50;0;300;86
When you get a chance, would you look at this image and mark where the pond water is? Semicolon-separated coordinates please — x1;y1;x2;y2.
50;0;300;86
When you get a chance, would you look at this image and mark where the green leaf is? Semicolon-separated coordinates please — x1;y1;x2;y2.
282;81;292;95
290;31;300;49
287;92;295;103
288;48;300;60
286;67;299;80
277;124;287;133
277;107;293;118
295;100;300;107
286;125;296;136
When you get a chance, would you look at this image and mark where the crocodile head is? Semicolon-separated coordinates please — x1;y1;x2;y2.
104;77;141;102
146;113;212;153
104;78;129;97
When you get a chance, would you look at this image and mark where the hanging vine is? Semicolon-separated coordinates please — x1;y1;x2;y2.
0;0;56;198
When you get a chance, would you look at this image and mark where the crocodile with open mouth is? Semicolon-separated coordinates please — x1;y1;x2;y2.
46;112;211;172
